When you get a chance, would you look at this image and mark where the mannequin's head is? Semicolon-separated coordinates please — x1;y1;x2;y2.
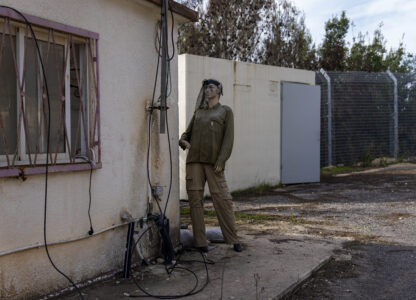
195;79;223;111
203;79;223;101
205;83;220;100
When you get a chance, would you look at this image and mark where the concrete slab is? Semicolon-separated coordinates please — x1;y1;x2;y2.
58;233;337;300
194;234;336;300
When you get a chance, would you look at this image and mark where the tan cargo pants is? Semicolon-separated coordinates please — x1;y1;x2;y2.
186;163;239;247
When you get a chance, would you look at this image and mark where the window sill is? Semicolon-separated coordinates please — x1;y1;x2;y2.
0;162;102;179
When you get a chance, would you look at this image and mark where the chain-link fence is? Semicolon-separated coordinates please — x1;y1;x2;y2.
316;71;416;167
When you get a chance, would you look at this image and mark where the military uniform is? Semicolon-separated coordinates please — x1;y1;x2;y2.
180;103;238;247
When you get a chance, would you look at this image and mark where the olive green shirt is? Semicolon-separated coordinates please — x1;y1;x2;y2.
180;103;234;169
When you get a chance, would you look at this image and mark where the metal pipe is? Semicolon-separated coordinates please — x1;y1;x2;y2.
123;222;135;278
159;0;168;133
320;68;332;166
0;217;140;258
386;70;399;159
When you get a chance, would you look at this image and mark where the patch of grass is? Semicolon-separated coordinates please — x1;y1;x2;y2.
205;210;217;217
321;156;416;177
181;208;309;225
342;240;364;249
386;156;416;166
362;151;374;167
231;182;282;197
288;216;302;224
234;212;275;221
180;209;217;217
180;208;191;215
321;166;361;176
379;157;388;167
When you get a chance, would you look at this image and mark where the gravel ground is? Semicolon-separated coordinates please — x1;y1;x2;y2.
226;163;416;247
58;163;416;300
220;162;416;300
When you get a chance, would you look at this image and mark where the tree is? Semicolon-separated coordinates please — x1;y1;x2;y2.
384;41;416;73
177;0;273;62
345;24;416;73
260;0;318;70
178;2;416;73
346;24;386;72
318;11;350;71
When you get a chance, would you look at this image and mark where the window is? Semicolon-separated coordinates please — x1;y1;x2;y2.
0;12;101;177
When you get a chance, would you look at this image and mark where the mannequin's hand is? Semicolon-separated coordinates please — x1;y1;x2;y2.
214;164;223;174
179;139;191;150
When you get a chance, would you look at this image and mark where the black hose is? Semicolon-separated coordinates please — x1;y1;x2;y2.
0;5;84;300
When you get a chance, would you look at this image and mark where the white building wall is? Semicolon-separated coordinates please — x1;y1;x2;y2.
0;0;183;298
178;54;315;199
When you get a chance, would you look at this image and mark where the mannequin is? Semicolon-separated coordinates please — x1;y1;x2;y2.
179;79;242;253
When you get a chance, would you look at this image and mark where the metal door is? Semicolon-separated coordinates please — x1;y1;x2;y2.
281;82;321;184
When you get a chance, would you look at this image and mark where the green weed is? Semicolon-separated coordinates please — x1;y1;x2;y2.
230;182;282;197
362;151;374;167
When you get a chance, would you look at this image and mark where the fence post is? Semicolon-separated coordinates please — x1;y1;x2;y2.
387;70;399;159
320;68;332;166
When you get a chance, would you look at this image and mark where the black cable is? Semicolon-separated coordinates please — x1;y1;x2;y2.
154;8;175;62
146;0;171;217
128;226;210;299
173;258;215;265
162;0;176;216
76;156;94;235
163;61;173;216
130;265;199;299
146;0;175;217
168;7;175;61
146;3;163;215
156;0;175;265
87;161;94;235
132;0;213;298
0;6;84;300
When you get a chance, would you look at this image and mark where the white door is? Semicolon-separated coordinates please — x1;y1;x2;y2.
281;82;321;184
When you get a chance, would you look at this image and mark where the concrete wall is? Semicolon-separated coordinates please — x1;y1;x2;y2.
0;0;183;298
178;54;315;199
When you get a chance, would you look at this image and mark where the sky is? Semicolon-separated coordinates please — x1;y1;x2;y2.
289;0;416;54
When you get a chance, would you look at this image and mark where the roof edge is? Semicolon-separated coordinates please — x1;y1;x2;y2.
144;0;198;22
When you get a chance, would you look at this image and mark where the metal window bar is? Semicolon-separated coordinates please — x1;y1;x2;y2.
0;12;101;178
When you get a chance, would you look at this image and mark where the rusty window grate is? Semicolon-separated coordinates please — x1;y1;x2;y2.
0;10;101;178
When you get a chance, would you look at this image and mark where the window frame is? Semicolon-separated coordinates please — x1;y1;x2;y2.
0;9;101;178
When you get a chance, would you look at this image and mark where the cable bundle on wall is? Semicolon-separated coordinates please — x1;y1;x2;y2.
128;0;211;298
